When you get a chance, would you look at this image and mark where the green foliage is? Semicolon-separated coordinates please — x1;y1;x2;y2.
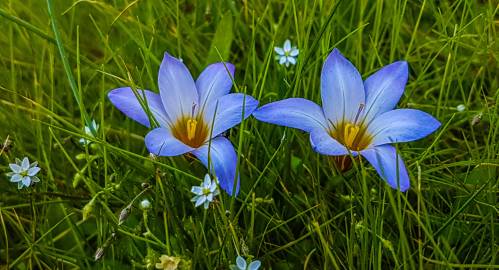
0;0;498;269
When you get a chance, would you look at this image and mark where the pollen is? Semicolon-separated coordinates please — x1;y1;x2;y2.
330;121;372;151
171;116;209;148
343;123;360;149
186;119;198;140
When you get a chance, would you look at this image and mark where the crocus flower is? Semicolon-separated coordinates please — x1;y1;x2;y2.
253;49;440;191
7;157;40;189
233;255;261;270
79;119;98;145
108;52;258;195
191;174;219;209
274;39;299;67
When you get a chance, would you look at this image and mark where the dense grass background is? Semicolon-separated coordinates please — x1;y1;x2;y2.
0;0;498;269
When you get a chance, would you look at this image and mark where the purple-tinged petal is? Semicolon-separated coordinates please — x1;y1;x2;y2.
196;62;235;110
321;48;365;124
361;145;410;191
27;167;40;176
158;52;199;121
9;164;22;174
310;128;349;156
192;137;239;195
252;98;328;133
203;93;258;138
274;47;285;55
364;61;408;121
144;127;194;156
108;87;169;127
368;109;440;146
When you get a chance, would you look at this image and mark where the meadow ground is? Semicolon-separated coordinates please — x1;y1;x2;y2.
0;0;498;269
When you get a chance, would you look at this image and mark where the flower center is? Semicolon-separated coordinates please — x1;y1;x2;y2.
202;187;211;195
330;121;372;151
171;116;209;148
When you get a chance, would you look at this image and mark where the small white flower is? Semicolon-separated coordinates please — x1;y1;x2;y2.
7;157;41;189
190;174;219;209
274;39;299;67
140;199;151;210
80;120;99;145
456;104;466;112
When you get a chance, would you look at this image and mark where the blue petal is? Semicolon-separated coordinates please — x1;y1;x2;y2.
196;62;235;110
321;48;365;124
249;260;262;270
360;145;410;191
283;40;291;52
290;48;299;57
309;128;349;156
108;87;170;127
9;163;22;174
191;186;203;195
144;127;194;156
10;174;22;182
203;93;258;138
364;61;408;121
367;109;441;146
203;174;212;187
22;176;31;187
195;195;206;207
21;157;30;171
192;137;239;195
279;56;286;65
252;98;328;132
28;167;40;176
274;47;284;55
236;256;247;270
158;52;199;122
287;56;296;65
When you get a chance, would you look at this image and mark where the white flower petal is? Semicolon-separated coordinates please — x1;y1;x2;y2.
21;157;30;171
10;174;22;182
22;176;31;187
274;47;285;55
9;164;22;173
283;40;291;52
195;196;206;207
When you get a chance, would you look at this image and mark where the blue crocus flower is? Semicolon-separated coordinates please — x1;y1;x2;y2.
253;49;440;191
108;52;258;195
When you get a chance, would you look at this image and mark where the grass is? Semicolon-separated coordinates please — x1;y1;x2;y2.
0;0;498;269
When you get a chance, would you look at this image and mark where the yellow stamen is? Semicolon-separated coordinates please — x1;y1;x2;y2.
344;123;360;148
186;119;198;140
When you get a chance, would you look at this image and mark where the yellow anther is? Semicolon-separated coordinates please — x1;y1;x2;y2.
344;123;360;148
186;119;198;140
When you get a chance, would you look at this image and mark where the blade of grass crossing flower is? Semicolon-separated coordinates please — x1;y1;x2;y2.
46;0;93;134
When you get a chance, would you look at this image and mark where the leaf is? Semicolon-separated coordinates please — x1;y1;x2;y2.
206;13;233;65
